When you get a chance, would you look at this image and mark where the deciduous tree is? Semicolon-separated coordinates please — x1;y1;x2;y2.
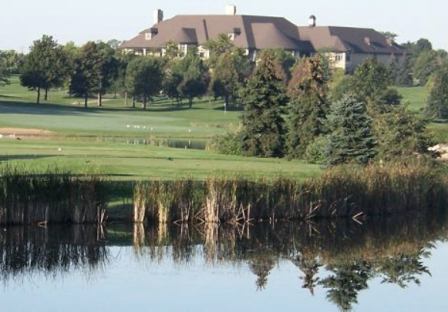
177;49;208;108
0;52;10;86
125;56;163;110
20;35;68;103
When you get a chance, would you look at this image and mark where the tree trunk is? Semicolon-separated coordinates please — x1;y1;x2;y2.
124;91;128;107
189;97;193;109
44;88;48;101
97;93;102;106
84;95;88;108
132;96;136;108
36;87;41;104
224;93;229;112
143;94;147;110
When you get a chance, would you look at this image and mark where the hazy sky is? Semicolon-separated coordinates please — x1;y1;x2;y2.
1;0;445;52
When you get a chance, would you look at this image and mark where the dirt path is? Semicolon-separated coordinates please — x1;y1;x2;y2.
0;127;55;138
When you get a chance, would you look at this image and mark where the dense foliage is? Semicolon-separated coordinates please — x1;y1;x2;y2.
426;64;448;119
240;54;288;157
286;56;329;158
325;95;377;165
21;35;68;104
125;56;163;110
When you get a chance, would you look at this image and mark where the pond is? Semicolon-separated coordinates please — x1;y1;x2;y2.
0;215;447;311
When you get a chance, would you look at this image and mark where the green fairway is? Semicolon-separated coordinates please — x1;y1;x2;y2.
0;78;445;180
398;86;428;112
0;139;321;180
0;77;240;138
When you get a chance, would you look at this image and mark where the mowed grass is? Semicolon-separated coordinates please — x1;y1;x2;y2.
0;78;444;180
398;86;428;112
0;77;240;138
3;78;305;180
0;139;321;181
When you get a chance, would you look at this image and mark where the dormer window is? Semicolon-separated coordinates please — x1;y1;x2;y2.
145;28;159;40
228;28;241;41
364;37;371;46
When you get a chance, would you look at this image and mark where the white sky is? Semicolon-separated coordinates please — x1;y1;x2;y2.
1;0;445;52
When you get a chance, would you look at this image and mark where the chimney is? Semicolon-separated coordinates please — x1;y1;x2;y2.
154;9;163;25
226;4;237;15
309;15;316;27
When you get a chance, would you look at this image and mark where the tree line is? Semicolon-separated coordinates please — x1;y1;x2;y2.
215;54;441;165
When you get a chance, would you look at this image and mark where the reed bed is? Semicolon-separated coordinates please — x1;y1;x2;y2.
0;166;108;225
134;161;448;224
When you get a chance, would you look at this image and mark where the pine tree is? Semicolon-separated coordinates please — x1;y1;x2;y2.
426;64;448;119
240;54;288;157
376;105;435;159
326;95;377;165
286;56;329;158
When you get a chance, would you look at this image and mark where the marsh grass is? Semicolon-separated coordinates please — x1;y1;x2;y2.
0;166;107;225
133;160;448;224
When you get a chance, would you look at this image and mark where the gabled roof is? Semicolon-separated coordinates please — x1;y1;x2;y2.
120;14;314;52
298;26;406;55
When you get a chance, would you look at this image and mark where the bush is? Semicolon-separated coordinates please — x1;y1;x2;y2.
210;131;244;155
304;136;329;164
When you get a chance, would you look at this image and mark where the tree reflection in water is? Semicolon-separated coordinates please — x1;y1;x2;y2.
0;225;108;283
0;213;445;310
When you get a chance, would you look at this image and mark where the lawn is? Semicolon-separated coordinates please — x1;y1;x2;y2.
0;77;240;139
0;78;445;180
0;139;321;180
0;78;321;180
397;86;428;112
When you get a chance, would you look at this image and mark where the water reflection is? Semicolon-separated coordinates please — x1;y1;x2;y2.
0;214;446;311
0;225;108;283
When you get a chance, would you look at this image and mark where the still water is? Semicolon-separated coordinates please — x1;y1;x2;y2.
0;216;447;312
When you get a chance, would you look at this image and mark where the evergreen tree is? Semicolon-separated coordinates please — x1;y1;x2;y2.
286;55;329;158
320;260;372;311
376;105;436;159
326;95;377;165
240;54;288;157
426;64;448;119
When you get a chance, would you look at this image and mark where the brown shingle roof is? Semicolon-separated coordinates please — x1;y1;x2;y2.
298;26;406;55
120;14;314;52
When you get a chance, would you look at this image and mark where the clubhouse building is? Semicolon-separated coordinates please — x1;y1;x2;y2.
120;5;406;72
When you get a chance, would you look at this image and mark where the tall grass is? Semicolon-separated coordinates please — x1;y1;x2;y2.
0;166;107;225
133;160;448;224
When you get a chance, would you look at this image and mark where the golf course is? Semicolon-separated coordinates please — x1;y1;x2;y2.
0;77;325;180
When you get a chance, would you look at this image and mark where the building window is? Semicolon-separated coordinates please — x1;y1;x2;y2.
145;33;152;41
335;54;343;62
